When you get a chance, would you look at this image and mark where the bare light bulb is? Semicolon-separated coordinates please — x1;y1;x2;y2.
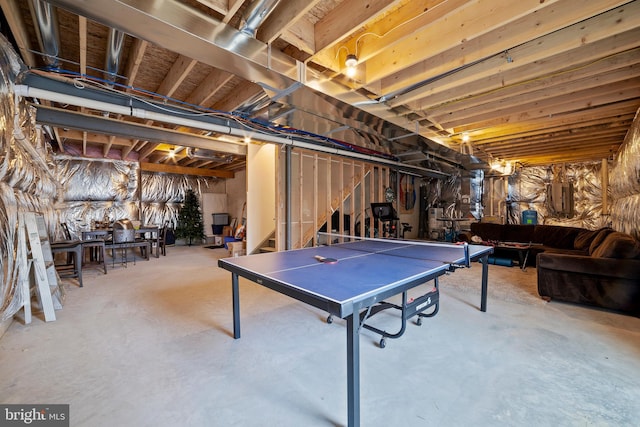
345;54;358;68
345;54;358;78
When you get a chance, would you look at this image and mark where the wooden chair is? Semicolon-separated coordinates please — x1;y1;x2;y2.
158;224;168;256
51;239;84;287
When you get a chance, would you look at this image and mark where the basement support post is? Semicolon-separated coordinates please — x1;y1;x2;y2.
285;146;292;250
602;158;609;216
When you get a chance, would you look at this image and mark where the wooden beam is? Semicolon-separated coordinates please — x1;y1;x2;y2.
140;162;234;178
423;52;640;120
400;43;640;111
314;0;401;52
455;101;640;135
257;0;320;44
0;0;37;66
212;81;264;112
279;19;315;55
439;78;640;130
223;0;245;24
193;0;228;15
473;118;634;147
103;135;115;158
431;71;640;127
380;1;638;95
123;38;148;89
157;55;198;98
313;0;459;72
185;68;234;106
78;16;87;76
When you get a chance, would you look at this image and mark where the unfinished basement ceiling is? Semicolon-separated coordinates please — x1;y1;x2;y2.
1;0;639;177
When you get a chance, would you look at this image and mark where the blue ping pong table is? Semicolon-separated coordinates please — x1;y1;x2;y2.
218;239;493;427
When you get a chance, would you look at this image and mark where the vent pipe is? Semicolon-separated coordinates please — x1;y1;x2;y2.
104;28;125;86
239;0;281;37
28;0;61;68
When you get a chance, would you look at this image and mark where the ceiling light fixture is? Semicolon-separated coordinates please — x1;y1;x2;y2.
345;54;358;78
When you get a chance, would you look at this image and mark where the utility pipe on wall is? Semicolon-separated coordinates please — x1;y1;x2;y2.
14;85;448;177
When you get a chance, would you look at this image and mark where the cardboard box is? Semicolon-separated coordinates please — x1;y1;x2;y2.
228;241;245;257
222;226;234;236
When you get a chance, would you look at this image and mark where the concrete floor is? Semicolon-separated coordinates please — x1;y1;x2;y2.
1;245;639;427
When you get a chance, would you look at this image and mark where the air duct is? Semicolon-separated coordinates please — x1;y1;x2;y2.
28;0;61;68
104;28;126;86
239;0;281;37
186;147;234;163
15;81;448;177
40;0;487;173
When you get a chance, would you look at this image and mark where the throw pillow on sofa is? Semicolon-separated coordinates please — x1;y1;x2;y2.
588;228;615;255
590;232;640;259
574;228;602;251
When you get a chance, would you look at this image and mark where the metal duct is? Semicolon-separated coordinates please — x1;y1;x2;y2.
16;78;449;177
186;147;234;163
104;28;126;86
28;0;60;67
240;0;281;37
38;0;485;173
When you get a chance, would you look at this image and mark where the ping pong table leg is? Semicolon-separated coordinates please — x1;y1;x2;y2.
346;313;360;427
480;254;489;312
232;273;241;339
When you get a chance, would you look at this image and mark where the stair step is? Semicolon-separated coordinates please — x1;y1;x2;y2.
259;246;277;253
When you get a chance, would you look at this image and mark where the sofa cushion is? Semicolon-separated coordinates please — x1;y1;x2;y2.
574;229;600;250
591;232;640;259
588;228;615;255
532;225;582;249
502;224;535;243
470;222;504;241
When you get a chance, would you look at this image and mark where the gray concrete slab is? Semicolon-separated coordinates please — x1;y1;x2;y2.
1;245;639;426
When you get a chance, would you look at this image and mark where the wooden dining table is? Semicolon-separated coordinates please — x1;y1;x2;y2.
81;225;161;258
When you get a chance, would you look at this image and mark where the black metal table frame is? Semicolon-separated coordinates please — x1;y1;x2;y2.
494;243;532;271
82;226;161;258
219;251;491;427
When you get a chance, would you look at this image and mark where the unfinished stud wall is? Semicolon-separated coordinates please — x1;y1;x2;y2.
276;148;391;250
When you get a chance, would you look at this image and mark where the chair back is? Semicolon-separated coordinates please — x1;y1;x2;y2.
61;223;72;240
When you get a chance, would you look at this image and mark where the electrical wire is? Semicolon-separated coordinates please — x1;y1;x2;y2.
26;69;399;161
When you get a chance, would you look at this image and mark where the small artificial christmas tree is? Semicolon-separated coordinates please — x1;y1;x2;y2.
175;189;205;246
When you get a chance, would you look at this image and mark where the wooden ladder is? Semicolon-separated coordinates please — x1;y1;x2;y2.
20;212;63;322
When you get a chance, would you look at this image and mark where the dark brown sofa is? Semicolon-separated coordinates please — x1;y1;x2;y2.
466;223;640;316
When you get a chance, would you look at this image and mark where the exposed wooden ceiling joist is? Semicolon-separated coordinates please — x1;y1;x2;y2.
1;0;637;175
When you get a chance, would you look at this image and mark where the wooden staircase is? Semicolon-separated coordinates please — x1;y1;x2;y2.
269;161;381;252
258;234;277;253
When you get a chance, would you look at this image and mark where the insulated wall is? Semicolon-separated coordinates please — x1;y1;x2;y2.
0;35;58;321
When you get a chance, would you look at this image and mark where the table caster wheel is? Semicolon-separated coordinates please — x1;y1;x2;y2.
326;315;333;324
379;338;386;348
416;317;422;326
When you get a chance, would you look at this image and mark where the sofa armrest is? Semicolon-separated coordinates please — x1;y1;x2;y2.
537;253;640;281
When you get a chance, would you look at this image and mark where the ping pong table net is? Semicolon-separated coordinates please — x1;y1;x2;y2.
316;232;471;267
